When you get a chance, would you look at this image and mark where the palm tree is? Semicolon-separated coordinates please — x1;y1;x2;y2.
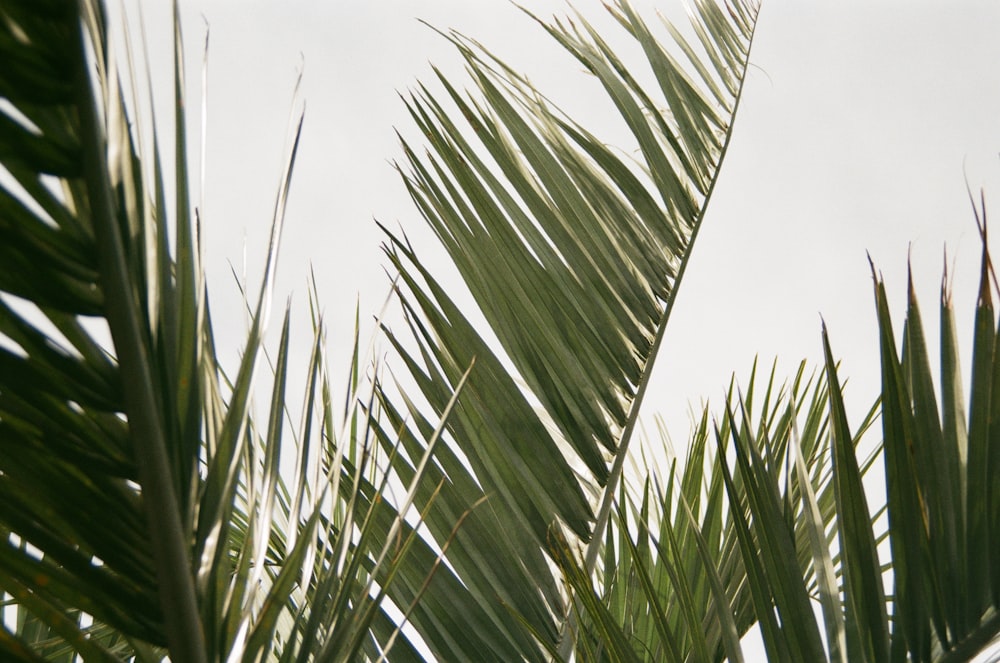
1;0;999;662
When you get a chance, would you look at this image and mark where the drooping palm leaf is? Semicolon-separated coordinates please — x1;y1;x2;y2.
375;1;760;657
1;0;204;656
0;2;455;660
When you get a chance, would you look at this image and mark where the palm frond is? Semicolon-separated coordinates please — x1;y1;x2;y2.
861;211;1000;662
688;214;1000;663
376;0;760;657
552;361;880;662
1;0;202;655
0;2;454;660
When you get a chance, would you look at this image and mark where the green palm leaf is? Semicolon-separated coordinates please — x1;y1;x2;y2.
862;214;1000;662
1;0;202;656
704;216;1000;663
0;1;456;660
376;1;760;657
16;0;1000;661
550;361;881;663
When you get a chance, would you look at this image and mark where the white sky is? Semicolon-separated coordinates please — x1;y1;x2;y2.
134;0;1000;657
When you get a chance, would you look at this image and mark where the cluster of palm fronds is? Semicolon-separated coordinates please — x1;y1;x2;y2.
1;0;999;661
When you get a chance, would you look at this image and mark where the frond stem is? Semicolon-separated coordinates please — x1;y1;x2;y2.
558;4;762;659
582;0;761;581
73;4;207;659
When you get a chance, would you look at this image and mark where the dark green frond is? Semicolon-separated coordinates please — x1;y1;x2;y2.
378;1;760;657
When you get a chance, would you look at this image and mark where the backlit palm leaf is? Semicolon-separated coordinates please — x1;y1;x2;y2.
559;220;1000;663
865;215;1000;661
629;219;1000;663
555;362;879;663
0;1;454;660
377;0;760;658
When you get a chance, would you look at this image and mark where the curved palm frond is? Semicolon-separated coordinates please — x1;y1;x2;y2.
374;0;761;658
0;2;454;660
1;0;203;656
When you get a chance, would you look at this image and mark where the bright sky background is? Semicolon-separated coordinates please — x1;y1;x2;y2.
134;0;1000;657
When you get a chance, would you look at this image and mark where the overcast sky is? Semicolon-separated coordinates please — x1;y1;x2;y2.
121;0;1000;657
